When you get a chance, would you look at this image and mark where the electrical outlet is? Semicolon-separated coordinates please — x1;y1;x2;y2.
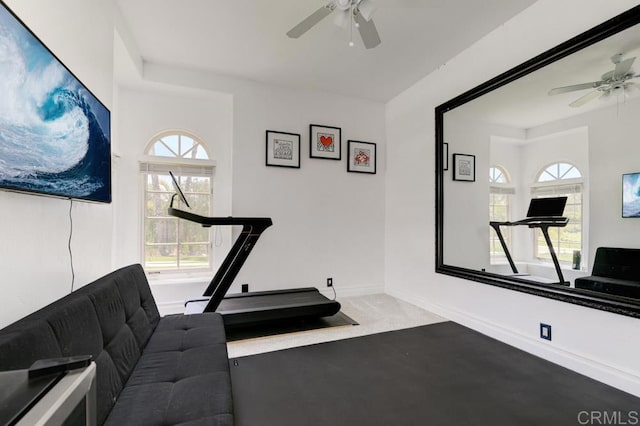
241;284;249;293
540;323;552;341
327;278;333;287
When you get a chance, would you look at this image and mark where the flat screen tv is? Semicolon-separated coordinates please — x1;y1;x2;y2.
0;1;111;203
622;172;640;218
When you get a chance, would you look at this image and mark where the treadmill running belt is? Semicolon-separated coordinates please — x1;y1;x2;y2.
186;288;341;328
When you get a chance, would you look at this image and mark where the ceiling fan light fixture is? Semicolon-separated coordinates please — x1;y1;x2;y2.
336;0;351;11
357;0;377;21
333;10;350;29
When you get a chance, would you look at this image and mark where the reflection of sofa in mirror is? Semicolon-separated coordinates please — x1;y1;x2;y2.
575;247;640;299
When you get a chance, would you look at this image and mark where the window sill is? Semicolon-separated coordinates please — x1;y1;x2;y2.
146;271;212;286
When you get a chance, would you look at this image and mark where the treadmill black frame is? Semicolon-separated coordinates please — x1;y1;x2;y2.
168;206;273;312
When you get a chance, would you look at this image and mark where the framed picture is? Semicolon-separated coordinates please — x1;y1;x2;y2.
265;130;300;168
310;124;341;160
453;154;475;182
622;172;640;218
443;143;449;171
347;140;376;174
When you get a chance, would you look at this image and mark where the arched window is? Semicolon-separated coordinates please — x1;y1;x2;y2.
489;166;508;184
141;131;215;272
489;166;514;263
532;162;583;264
146;132;209;160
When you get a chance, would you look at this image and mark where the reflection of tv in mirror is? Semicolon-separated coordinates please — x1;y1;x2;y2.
0;1;111;203
169;171;191;209
622;173;640;218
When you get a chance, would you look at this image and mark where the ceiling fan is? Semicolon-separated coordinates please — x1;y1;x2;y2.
286;0;381;49
548;54;639;108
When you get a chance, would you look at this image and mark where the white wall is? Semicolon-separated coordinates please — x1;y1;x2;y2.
443;109;525;270
385;0;640;397
527;98;640;267
125;64;387;308
229;85;386;297
520;127;590;268
0;0;115;328
113;86;234;312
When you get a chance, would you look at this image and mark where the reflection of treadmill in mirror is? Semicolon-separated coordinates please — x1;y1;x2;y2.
167;171;341;328
490;197;569;285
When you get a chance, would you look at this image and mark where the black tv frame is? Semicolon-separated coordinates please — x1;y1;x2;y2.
0;0;111;204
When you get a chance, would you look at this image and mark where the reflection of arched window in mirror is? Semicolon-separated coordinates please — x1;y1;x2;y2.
532;162;583;265
489;166;514;264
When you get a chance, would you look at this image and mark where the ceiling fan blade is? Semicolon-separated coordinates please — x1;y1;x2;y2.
354;13;381;49
548;81;602;95
569;90;602;108
286;3;335;39
613;57;635;79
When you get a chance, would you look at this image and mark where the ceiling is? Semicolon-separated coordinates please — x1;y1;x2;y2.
115;0;536;102
450;22;640;130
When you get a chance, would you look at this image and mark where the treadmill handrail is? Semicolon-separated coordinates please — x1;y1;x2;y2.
168;207;272;228
490;218;569;285
167;206;273;312
490;217;568;227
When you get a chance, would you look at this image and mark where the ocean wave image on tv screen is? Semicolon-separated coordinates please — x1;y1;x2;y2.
623;173;640;218
0;4;111;203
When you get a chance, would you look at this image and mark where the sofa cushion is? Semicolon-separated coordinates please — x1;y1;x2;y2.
46;296;104;357
104;373;233;426
591;247;640;281
575;275;640;299
104;313;233;426
147;313;227;352
0;321;62;370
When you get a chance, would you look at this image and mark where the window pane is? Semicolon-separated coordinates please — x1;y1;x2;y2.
152;141;175;157
181;136;195;157
179;176;210;194
146;192;172;218
195;144;209;159
179;244;210;269
489;192;511;263
160;135;179;155
145;244;178;270
146;174;173;193
558;163;572;177
538;171;555;182
146;218;177;244
180;220;210;244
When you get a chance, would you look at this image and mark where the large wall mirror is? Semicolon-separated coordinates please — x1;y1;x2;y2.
435;6;640;317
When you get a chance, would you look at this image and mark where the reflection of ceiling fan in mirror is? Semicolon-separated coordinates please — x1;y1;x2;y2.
548;54;639;107
286;0;381;49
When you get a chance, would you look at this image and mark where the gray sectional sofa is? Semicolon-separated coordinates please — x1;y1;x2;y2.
0;264;233;425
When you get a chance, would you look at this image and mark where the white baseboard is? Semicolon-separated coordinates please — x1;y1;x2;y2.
320;283;385;299
386;288;640;398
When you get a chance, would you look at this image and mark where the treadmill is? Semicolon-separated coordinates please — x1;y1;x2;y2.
490;197;570;285
167;172;341;328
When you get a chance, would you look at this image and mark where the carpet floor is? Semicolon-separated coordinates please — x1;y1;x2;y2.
230;321;639;426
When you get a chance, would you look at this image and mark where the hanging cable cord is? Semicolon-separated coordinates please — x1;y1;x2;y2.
68;198;75;292
330;282;337;301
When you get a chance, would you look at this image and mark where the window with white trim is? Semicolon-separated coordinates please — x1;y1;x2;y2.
489;166;514;263
531;162;583;264
141;131;214;272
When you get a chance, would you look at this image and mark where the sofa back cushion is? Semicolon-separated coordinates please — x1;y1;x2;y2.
0;264;160;425
592;247;640;280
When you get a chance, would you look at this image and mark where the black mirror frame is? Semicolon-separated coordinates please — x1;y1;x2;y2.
435;5;640;318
